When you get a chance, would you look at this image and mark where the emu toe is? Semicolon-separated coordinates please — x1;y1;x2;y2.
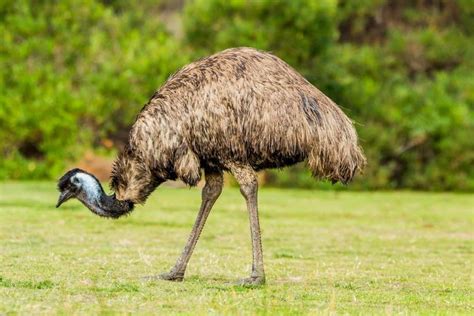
158;272;184;282
141;272;183;282
235;276;266;286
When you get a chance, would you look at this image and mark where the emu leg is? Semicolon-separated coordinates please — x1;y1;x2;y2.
231;165;265;285
159;170;223;282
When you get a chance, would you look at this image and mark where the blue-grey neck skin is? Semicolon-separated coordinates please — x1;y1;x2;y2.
78;192;134;219
58;169;133;219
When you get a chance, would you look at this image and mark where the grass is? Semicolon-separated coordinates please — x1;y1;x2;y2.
0;182;473;315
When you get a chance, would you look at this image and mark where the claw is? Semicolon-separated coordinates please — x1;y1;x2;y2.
159;272;184;282
142;271;184;282
234;276;265;286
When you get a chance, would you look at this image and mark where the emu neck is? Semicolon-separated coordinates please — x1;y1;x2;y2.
77;177;134;219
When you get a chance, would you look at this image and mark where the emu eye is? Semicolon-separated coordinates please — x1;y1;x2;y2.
71;177;80;186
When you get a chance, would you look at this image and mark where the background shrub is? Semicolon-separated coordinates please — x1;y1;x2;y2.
184;0;474;191
1;0;473;190
0;0;188;179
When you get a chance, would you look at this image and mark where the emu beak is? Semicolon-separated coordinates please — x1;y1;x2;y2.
56;190;74;208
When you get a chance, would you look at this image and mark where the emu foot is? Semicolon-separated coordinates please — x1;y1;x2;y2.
159;271;184;282
235;275;265;286
142;272;184;282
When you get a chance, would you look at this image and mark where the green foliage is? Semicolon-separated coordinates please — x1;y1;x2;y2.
1;0;473;190
184;0;337;66
184;0;474;191
0;0;189;179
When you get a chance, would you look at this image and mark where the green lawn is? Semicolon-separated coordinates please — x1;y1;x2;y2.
0;182;473;315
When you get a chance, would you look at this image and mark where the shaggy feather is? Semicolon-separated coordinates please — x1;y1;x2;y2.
110;47;366;203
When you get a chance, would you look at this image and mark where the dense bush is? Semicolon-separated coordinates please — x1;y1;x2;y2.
1;0;473;190
0;0;188;179
184;0;474;190
183;0;337;66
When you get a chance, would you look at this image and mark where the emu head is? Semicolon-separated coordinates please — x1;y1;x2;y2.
56;168;134;218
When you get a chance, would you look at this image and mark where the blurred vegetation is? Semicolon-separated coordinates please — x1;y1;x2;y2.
0;0;189;179
1;0;473;190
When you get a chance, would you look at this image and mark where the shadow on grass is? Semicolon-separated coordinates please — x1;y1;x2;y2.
188;275;267;291
273;250;312;260
91;282;140;293
113;220;189;228
139;274;265;291
0;276;55;289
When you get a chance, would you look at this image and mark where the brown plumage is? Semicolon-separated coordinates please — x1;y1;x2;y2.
57;47;365;285
111;47;365;203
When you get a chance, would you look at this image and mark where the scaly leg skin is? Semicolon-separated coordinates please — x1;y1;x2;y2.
230;165;266;286
145;170;223;282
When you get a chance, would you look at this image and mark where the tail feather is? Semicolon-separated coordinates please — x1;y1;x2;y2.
306;98;366;184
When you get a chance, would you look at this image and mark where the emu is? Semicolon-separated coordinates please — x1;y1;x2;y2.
56;47;366;285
